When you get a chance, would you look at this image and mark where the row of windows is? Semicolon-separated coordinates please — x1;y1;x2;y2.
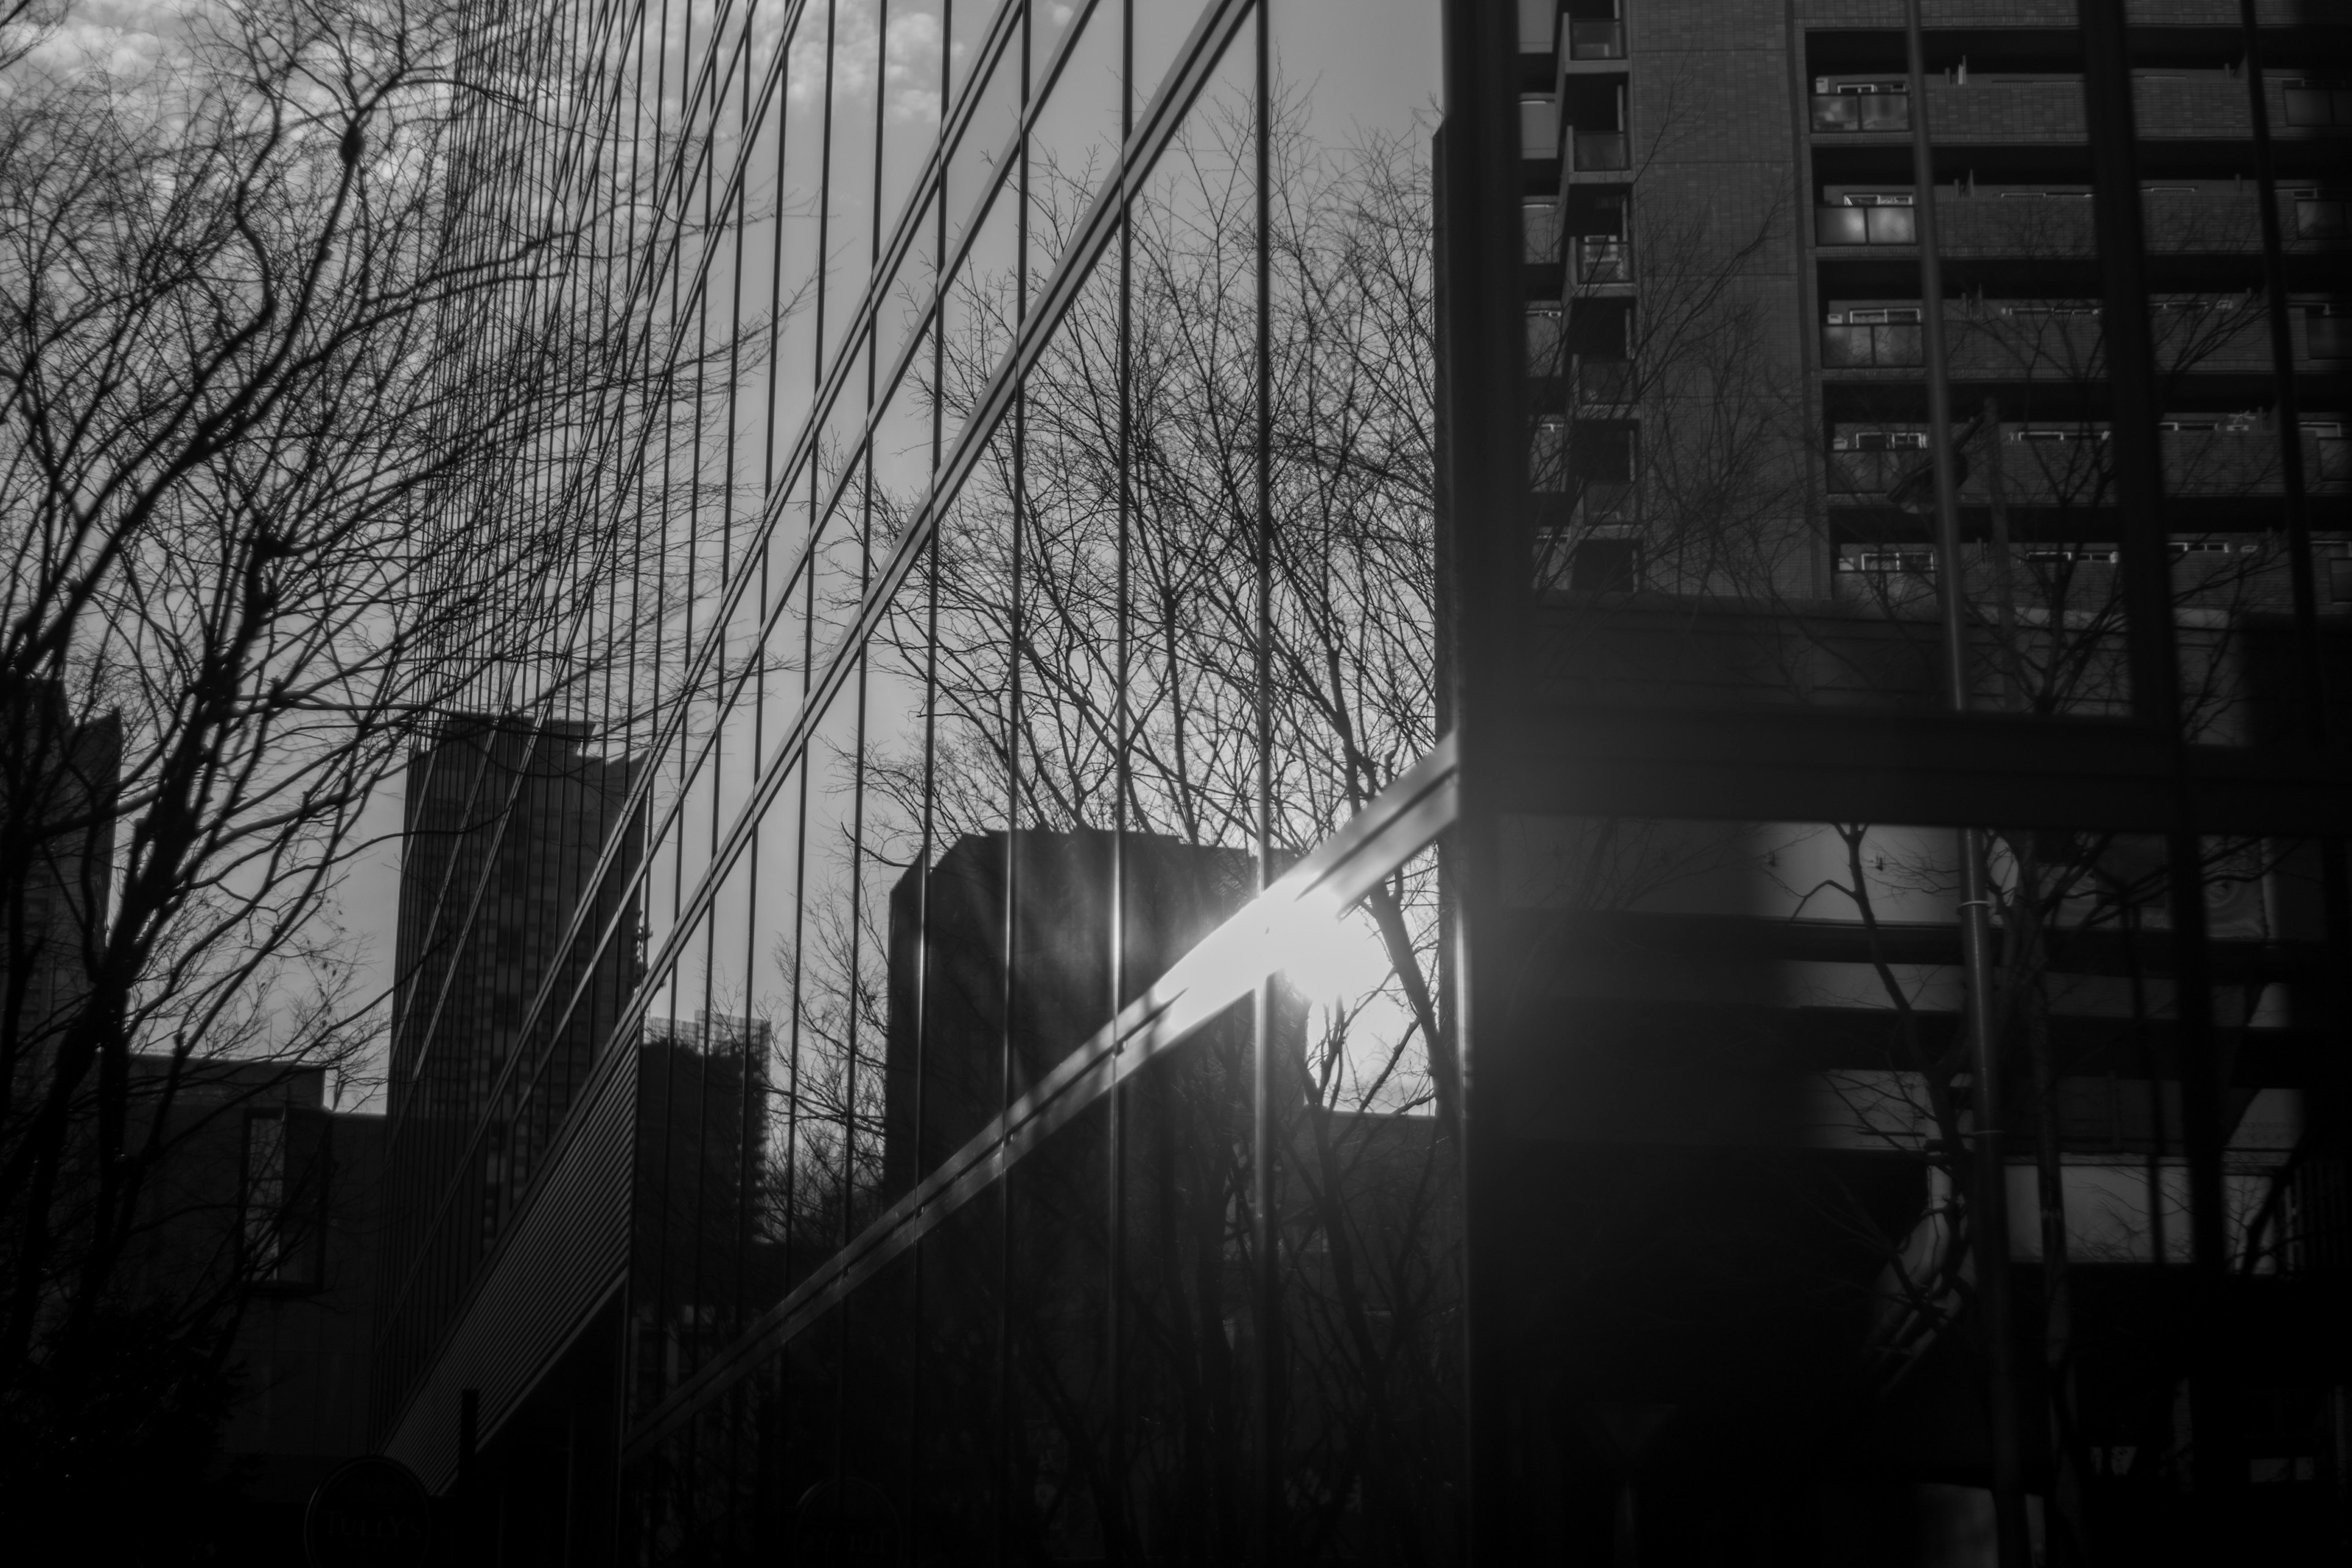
1812;192;2347;245
1809;75;2350;134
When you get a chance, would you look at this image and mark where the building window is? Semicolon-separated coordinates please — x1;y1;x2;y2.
1838;550;1937;576
2282;81;2352;128
1570;423;1636;486
1524;200;1561;264
1531;418;1568;493
2296;197;2348;240
1574;355;1634;407
1520;96;1558;160
2310;306;2351;361
1811;83;1909;132
244;1109;323;1291
1572;132;1630;173
243;1111;284;1278
1517;0;1556;55
1834;431;1929;453
1526;306;1565;374
1815;203;1917;246
2011;428;2108;444
2312;426;2349;482
1568;18;1624;61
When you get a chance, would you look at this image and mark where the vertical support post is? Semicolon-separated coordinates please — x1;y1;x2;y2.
2080;0;2237;1542
1439;1;1531;1559
1107;6;1136;1558
2235;0;2324;733
2236;0;2351;1052
1251;5;1282;1559
1903;8;2027;1561
1983;400;2020;711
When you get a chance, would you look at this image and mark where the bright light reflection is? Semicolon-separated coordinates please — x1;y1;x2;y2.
1280;895;1393;1006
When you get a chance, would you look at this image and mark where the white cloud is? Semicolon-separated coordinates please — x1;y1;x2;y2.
783;0;943;125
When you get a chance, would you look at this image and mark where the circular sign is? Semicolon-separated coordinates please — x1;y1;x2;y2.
794;1477;900;1565
304;1456;432;1568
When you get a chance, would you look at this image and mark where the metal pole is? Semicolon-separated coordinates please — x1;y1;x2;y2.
1438;0;1532;1557
1902;8;2029;1562
1983;399;2022;713
2237;0;2352;1092
2078;2;2239;1543
1252;3;1281;1558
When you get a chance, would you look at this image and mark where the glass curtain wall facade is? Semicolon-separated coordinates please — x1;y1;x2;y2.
1457;0;2346;1562
371;0;2347;1561
373;0;1453;1562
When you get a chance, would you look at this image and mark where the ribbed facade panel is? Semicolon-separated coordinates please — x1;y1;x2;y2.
380;1035;633;1490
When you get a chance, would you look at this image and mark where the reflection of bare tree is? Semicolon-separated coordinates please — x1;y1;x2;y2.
750;104;1466;1561
2;1;748;1532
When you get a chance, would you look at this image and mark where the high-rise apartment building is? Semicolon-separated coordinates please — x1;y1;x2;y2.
372;715;643;1490
1442;1;2346;1559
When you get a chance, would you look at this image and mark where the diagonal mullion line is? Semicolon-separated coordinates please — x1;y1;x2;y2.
508;0;1254;1151
457;0;1110;1145
620;736;1461;1460
386;0;1251;1391
378;0;1027;1340
377;0;654;1133
382;0;748;1123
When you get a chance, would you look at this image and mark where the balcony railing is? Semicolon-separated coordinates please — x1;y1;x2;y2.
1575;237;1631;284
1822;321;1924;368
1577;480;1637;524
1573;355;1635;406
1568;20;1624;60
1815;203;1917;246
1572;132;1630;173
1812;92;1910;132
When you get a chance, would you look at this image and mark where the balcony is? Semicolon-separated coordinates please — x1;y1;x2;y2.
1575;236;1632;284
1577;480;1638;524
1815;203;1917;247
1571;132;1630;175
1574;355;1635;407
1822;315;1924;368
1812;92;1909;133
1567;20;1624;61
